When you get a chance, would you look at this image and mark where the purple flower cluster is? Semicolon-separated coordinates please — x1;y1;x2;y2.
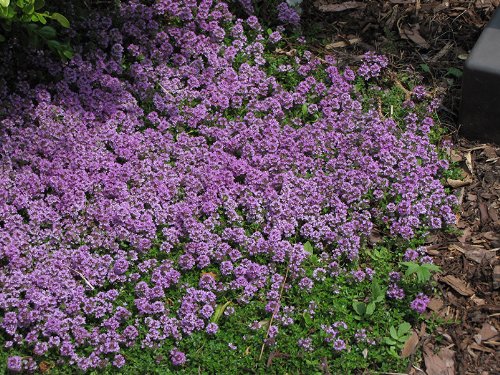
0;0;455;370
358;52;389;80
410;293;430;314
277;2;301;26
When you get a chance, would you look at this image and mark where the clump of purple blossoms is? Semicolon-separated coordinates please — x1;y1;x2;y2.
7;356;22;373
277;2;301;25
358;52;389;80
0;0;456;370
298;337;314;352
170;349;187;366
410;293;430;314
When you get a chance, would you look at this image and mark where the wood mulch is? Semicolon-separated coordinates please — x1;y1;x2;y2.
301;1;500;373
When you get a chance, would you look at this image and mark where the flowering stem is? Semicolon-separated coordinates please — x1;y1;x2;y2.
258;263;289;362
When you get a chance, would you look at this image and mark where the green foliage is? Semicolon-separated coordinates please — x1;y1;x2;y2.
0;0;72;58
383;322;412;357
400;261;441;283
352;281;386;320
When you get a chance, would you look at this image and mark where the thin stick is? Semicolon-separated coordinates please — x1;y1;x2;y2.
258;265;289;362
68;267;95;290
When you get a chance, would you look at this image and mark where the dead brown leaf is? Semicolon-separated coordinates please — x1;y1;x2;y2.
469;342;496;353
39;361;53;373
464;151;474;175
427;298;444;312
430;42;453;63
475;323;499;343
400;24;430;48
440;275;475;296
493;265;500;289
479;202;490;224
482;145;498;160
389;0;416;3
401;330;420;358
448;243;493;263
325;38;361;49
314;0;366;12
446;175;473;188
424;346;455;375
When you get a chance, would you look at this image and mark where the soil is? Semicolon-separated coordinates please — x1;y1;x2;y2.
301;1;500;373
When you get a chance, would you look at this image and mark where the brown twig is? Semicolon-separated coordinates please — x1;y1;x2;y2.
258;264;289;362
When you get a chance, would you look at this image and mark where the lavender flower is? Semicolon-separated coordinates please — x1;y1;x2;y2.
205;322;219;335
170;349;187;366
298;338;313;352
410;293;430;314
7;356;22;372
333;339;346;351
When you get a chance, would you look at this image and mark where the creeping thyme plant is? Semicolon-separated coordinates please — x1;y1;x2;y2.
0;0;456;373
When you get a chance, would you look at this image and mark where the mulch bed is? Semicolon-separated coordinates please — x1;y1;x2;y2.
302;1;500;373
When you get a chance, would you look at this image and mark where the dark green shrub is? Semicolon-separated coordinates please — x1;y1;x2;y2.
0;0;72;58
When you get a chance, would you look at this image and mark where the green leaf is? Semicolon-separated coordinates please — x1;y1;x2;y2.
35;12;46;24
301;103;308;117
446;67;463;78
390;326;399;340
303;241;313;255
303;312;313;325
211;301;232;323
420;63;431;73
371;281;385;303
365;302;376;316
51;12;69;28
352;301;366;316
0;0;9;8
0;33;5;42
417;267;431;283
398;322;411;337
23;3;35;14
423;263;441;273
34;0;44;10
37;25;56;39
401;261;420;277
62;48;73;59
46;39;61;50
388;346;399;358
383;337;397;346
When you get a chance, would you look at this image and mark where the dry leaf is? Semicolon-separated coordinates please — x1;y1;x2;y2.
446;175;473;188
448;243;493;263
493;265;500;289
471;295;486;306
424;346;455;375
483;145;498;159
325;38;361;49
464;151;474;175
315;0;366;12
479;202;490;224
475;323;499;343
440;275;474;296
427;298;444;312
450;149;463;162
39;361;53;373
469;342;495;353
400;24;430;48
430;42;453;63
201;272;217;279
401;330;419;358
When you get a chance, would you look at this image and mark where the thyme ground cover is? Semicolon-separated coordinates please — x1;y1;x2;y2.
0;1;456;373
